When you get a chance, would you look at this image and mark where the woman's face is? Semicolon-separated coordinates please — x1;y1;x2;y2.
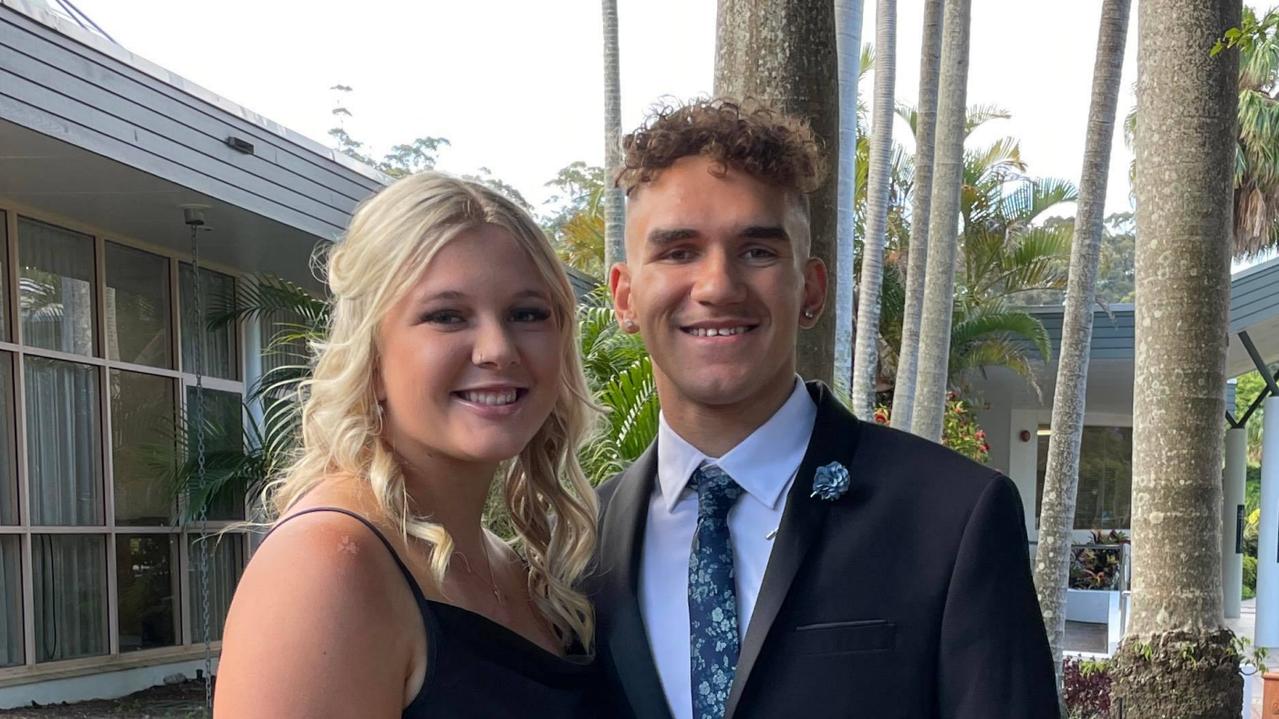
376;224;563;468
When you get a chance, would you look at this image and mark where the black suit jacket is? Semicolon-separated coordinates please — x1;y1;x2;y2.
590;382;1058;719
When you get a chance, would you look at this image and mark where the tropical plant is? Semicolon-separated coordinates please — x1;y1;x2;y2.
1127;6;1279;259
870;393;989;463
576;287;660;484
170;276;327;519
861;108;1071;402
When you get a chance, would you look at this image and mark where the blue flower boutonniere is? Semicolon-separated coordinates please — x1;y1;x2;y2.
810;461;850;501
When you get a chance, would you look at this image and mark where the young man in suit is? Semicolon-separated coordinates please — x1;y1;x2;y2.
593;98;1058;719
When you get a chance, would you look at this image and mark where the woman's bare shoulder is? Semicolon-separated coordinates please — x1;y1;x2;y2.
213;486;424;718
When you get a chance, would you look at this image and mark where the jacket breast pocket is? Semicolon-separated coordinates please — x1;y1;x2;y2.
788;619;896;656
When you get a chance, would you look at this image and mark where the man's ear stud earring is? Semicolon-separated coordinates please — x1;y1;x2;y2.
803;309;816;320
622;318;638;331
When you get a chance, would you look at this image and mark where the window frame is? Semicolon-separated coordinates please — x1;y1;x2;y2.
0;204;251;678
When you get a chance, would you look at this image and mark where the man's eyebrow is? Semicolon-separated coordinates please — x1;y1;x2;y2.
740;225;790;242
647;228;700;245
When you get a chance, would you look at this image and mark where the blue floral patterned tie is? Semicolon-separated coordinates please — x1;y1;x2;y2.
688;464;744;719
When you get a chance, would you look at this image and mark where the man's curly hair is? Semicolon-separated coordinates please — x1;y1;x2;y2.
614;98;827;203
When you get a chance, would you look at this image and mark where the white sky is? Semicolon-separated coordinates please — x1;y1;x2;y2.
69;0;1268;220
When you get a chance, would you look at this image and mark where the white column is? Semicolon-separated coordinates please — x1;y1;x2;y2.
1222;427;1246;619
1256;396;1279;649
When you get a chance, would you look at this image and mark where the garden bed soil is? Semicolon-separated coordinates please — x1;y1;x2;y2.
0;680;208;719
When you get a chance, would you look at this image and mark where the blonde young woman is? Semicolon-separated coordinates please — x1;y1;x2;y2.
214;173;603;718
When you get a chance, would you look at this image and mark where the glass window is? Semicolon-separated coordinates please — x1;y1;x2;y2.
18;218;95;356
188;533;244;642
0;353;16;525
33;534;107;662
112;371;177;525
180;265;238;381
25;357;102;526
185;387;244;521
1036;425;1133;530
105;243;172;369
0;536;21;667
0;210;9;343
116;534;177;652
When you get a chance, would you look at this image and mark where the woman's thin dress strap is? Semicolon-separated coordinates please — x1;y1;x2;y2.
267;507;437;716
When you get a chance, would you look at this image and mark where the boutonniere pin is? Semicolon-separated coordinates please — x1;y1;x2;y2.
810;461;850;501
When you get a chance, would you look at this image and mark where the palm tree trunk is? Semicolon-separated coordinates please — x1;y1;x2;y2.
833;0;864;398
715;0;839;385
850;0;896;419
890;0;943;432
1032;0;1130;697
602;0;626;271
1110;0;1243;715
909;0;970;442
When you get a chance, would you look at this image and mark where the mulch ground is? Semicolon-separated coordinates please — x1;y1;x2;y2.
0;681;208;719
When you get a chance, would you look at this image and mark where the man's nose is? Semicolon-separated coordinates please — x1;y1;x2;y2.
690;250;746;305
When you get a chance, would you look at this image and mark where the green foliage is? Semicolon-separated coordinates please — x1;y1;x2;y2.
869;100;1074;398
577;288;659;484
870;395;990;463
542;163;607;279
1141;8;1279;257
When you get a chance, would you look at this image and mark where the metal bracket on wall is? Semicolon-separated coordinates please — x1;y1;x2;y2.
1229;330;1279;428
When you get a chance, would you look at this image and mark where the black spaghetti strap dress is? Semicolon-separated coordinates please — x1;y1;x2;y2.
267;507;604;718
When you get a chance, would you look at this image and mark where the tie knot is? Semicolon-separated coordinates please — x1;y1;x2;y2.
691;464;743;520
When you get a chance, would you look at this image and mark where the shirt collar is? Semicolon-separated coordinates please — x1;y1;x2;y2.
655;377;817;513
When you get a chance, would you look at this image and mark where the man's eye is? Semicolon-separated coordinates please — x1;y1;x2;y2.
512;307;552;322
743;247;777;260
663;248;695;262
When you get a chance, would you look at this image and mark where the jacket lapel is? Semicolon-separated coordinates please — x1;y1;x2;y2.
724;382;862;719
598;444;674;719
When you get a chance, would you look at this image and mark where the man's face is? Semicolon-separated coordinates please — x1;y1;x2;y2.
610;155;826;413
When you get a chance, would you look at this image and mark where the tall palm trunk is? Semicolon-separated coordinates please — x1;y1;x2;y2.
1110;0;1243;715
890;0;943;431
602;0;625;271
715;0;839;385
909;0;970;442
1032;0;1130;695
850;0;896;418
833;0;864;398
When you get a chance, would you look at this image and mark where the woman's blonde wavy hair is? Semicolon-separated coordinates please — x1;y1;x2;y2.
266;171;599;650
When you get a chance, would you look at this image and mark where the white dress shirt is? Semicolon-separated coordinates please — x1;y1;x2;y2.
639;378;818;719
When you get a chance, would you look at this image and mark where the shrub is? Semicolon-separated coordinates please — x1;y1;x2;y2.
1063;656;1112;719
872;394;990;463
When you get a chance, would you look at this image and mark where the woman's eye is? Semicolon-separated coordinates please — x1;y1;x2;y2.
422;311;464;325
512;307;552;323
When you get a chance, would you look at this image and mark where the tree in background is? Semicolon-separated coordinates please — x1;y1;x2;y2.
911;0;972;441
833;0;865;397
1110;0;1243;714
850;0;897;418
1033;0;1131;695
601;0;626;269
890;0;944;430
715;0;840;385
